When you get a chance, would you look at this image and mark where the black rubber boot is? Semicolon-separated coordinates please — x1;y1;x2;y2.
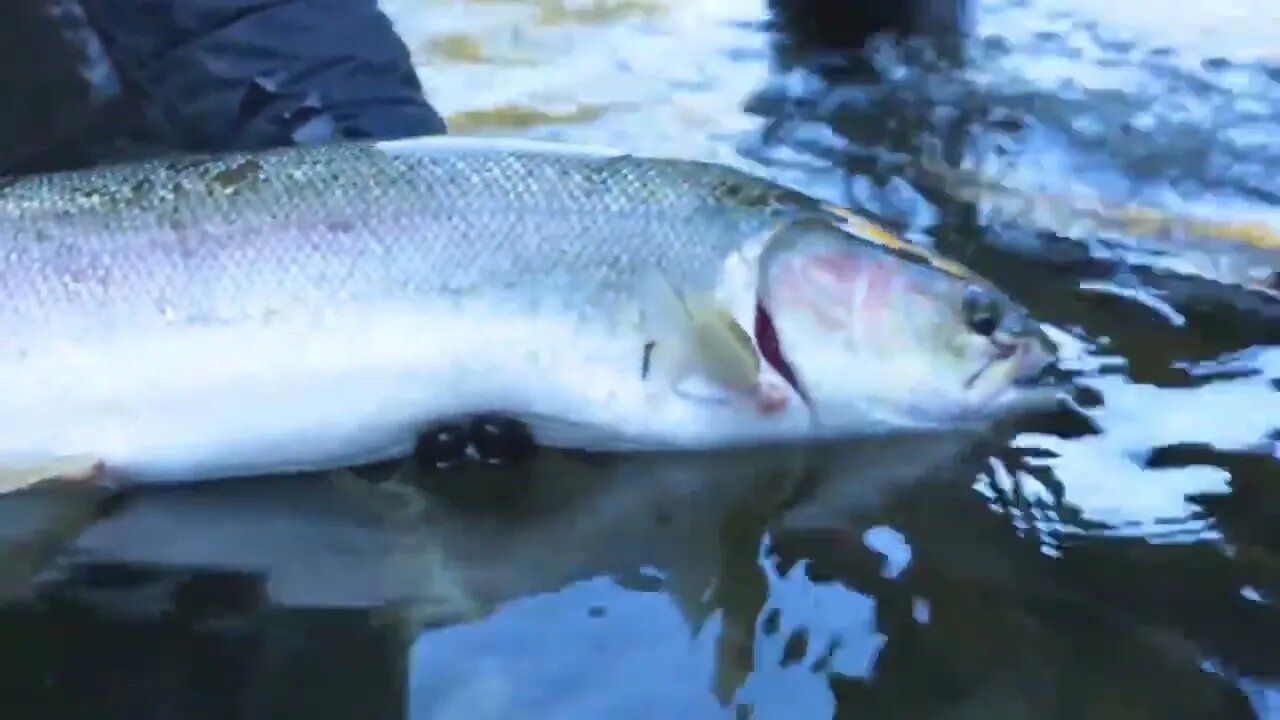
409;415;538;513
412;416;538;471
412;423;473;471
468;415;537;465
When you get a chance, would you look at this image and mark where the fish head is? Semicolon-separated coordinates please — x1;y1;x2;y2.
753;218;1063;431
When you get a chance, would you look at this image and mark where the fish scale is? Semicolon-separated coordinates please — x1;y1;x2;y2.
0;138;797;347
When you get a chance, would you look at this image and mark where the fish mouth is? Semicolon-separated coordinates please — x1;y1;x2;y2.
757;296;1059;414
965;337;1064;415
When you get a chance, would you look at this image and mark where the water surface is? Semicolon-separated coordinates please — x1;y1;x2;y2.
3;0;1279;718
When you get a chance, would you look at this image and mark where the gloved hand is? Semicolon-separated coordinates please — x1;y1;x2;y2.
79;0;447;149
1;0;446;175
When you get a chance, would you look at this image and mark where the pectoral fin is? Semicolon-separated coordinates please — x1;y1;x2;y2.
639;271;760;394
684;296;761;393
0;455;105;495
639;270;700;381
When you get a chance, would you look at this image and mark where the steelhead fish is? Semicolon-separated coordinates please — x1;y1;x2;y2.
0;136;1060;493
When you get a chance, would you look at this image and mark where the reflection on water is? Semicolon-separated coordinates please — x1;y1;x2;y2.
4;0;1280;717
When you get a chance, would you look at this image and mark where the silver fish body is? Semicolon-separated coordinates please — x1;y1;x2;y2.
0;136;1056;487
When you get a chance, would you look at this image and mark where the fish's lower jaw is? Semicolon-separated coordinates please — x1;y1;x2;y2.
992;385;1068;418
965;351;1064;421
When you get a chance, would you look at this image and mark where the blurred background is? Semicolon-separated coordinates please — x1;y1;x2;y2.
1;0;1279;718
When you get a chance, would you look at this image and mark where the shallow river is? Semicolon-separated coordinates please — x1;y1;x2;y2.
3;0;1280;718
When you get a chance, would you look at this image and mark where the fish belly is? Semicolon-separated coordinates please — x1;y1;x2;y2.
0;301;645;484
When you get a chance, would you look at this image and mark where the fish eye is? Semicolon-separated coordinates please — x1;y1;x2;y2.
961;286;1004;337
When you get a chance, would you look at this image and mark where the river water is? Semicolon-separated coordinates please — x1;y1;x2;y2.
2;0;1279;718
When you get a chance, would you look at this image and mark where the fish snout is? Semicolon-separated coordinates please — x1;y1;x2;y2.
1009;337;1058;388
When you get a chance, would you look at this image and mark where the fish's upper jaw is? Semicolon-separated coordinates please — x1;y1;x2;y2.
960;337;1066;421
